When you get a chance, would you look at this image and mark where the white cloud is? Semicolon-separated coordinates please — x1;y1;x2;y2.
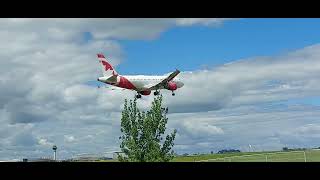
64;135;76;143
1;18;320;160
160;44;320;113
38;138;54;147
0;18;233;42
167;104;320;154
295;124;320;135
181;119;224;137
175;18;236;26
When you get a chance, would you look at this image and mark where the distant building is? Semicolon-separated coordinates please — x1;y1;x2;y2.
24;157;56;162
113;151;126;160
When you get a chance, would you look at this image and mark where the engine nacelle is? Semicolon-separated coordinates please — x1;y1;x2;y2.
166;81;177;91
140;90;151;95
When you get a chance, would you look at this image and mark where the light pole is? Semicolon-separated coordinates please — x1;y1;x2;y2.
52;145;57;161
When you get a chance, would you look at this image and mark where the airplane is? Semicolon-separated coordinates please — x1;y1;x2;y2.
96;53;184;98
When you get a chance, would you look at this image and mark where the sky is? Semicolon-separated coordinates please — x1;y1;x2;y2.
1;18;320;160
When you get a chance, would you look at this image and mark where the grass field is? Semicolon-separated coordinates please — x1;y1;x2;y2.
173;149;320;162
98;149;320;162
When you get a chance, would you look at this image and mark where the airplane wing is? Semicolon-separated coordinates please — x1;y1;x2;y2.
98;85;127;91
148;69;180;90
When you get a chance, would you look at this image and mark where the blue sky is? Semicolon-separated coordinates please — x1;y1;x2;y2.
117;18;320;74
114;18;320;107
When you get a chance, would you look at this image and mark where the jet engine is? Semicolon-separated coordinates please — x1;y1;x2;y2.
140;90;151;95
166;81;177;91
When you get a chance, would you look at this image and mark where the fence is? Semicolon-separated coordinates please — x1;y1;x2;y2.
197;149;320;162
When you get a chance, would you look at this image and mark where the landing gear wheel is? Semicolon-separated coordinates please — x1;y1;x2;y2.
136;94;142;99
172;92;175;96
154;91;160;96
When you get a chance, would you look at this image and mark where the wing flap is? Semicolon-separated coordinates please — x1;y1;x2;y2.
98;85;127;91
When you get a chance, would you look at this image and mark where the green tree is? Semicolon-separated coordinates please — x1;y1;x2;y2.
118;95;177;162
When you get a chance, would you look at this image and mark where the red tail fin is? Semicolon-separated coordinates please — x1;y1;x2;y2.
97;53;118;77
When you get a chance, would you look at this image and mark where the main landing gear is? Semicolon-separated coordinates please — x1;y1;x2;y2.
136;90;175;98
154;90;160;96
135;94;142;99
154;90;175;96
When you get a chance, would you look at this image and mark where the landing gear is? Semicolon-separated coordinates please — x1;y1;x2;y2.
154;90;160;96
136;94;142;99
172;91;175;96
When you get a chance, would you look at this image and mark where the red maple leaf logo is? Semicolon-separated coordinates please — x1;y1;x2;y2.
101;60;118;76
102;61;113;71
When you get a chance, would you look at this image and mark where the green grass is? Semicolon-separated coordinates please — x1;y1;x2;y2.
305;150;320;162
97;149;320;162
173;150;320;162
172;151;271;162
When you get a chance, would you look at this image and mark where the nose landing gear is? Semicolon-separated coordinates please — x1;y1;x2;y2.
136;94;142;99
172;91;175;96
154;90;160;96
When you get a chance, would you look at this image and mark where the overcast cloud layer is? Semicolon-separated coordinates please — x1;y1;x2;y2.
0;18;320;160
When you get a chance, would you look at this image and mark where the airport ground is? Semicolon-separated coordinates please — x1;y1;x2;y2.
97;149;320;162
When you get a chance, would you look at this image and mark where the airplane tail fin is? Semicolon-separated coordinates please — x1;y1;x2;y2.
97;53;119;77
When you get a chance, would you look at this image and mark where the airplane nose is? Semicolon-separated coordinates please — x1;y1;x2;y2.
97;77;103;82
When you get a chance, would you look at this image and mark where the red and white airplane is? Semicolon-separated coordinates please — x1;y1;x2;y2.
96;53;184;98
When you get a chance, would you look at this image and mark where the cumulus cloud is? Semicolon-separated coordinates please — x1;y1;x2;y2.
0;18;232;42
38;138;54;147
64;135;76;143
175;18;236;26
0;18;320;160
168;104;320;154
180;119;224;137
162;44;320;113
8;124;37;147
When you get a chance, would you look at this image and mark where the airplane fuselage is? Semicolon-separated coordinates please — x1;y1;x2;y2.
98;75;184;93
